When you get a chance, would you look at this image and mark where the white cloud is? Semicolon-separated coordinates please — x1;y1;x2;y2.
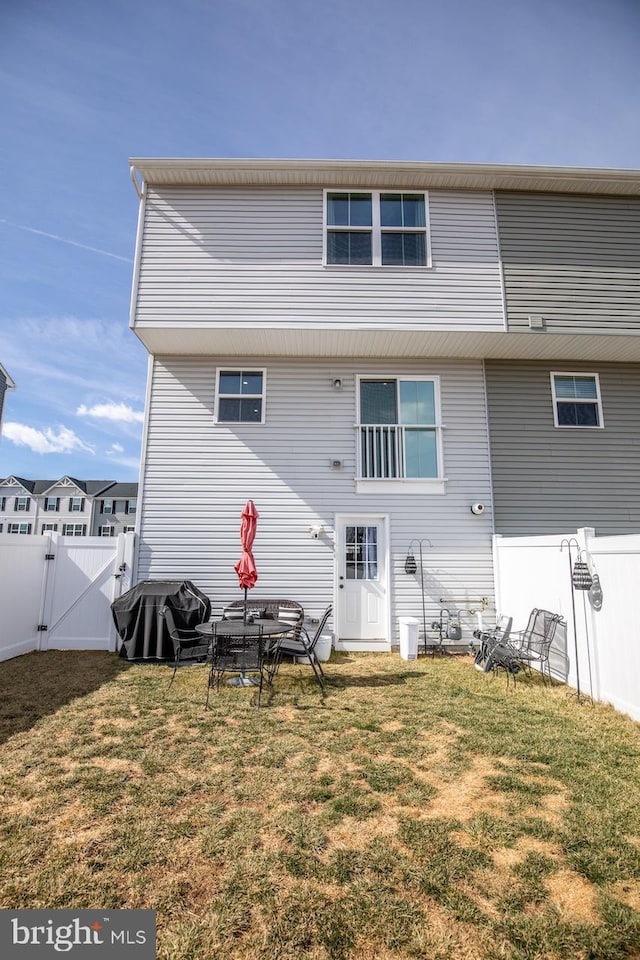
2;422;95;455
77;402;144;424
108;443;125;454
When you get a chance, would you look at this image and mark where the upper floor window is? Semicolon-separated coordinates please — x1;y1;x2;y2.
551;373;603;428
0;497;6;511
325;191;429;267
216;370;265;423
44;497;60;512
101;500;114;514
357;377;442;482
126;500;136;515
69;497;85;512
15;496;30;512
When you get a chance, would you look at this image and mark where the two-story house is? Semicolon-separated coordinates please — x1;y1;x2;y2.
0;477;138;536
128;158;640;649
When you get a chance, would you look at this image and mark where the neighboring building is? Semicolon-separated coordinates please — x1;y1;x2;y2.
90;482;138;536
127;158;640;649
0;477;138;536
0;364;15;430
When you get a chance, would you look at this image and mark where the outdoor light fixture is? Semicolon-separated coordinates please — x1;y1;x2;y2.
332;378;343;390
309;525;324;539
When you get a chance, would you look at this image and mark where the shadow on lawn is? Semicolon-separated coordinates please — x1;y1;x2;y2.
0;650;128;746
328;670;424;689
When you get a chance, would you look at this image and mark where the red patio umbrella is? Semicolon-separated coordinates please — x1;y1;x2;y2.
234;500;259;622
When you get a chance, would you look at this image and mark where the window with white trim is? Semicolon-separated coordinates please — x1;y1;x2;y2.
42;523;58;532
63;523;86;536
325;191;429;266
69;497;85;512
357;377;442;480
101;500;114;514
99;525;115;537
44;497;60;512
551;373;603;428
8;523;31;534
126;500;136;515
216;370;265;423
124;525;135;533
15;496;30;511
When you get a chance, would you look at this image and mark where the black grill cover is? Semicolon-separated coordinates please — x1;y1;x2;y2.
112;580;211;660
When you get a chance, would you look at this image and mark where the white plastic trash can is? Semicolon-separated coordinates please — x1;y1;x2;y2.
399;617;420;660
315;633;332;662
296;631;333;663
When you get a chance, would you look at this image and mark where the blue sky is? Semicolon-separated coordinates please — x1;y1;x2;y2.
1;0;640;482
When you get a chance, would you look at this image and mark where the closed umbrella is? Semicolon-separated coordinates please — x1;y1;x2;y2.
234;500;259;623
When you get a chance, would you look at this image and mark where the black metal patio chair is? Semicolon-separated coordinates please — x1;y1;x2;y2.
268;604;332;692
160;605;211;689
484;608;563;688
472;614;512;672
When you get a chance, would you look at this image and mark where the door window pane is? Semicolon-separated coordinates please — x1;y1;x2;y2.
345;525;378;580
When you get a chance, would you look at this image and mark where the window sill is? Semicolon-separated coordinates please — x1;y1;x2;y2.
322;262;434;271
356;479;446;495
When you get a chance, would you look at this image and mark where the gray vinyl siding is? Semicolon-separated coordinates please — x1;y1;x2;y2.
485;360;640;535
138;356;495;639
134;187;504;330
495;192;640;332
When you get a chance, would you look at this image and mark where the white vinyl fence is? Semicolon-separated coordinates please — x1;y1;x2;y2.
0;532;135;661
493;527;640;722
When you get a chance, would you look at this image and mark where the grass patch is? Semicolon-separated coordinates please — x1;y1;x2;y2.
0;649;639;959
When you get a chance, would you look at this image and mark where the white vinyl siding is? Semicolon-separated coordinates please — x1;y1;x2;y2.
137;356;495;636
134;187;504;331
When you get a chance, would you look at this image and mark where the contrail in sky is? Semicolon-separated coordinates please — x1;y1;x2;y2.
0;218;132;263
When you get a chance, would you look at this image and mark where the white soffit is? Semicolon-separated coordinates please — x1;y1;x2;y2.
129;158;640;196
132;326;640;363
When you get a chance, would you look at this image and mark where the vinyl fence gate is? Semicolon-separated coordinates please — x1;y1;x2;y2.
0;531;135;662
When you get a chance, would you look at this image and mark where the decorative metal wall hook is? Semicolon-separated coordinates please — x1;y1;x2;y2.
404;539;433;654
559;537;590;704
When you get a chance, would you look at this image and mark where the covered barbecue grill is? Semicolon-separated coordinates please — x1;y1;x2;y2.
112;580;211;660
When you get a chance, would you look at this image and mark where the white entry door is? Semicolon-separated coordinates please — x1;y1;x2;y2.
336;517;388;648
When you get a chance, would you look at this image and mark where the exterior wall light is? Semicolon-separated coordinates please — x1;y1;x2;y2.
332;378;343;390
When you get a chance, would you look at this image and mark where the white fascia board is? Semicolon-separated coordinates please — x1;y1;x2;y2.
128;157;640;196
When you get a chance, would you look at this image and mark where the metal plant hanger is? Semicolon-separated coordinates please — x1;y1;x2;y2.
560;538;593;705
404;539;433;655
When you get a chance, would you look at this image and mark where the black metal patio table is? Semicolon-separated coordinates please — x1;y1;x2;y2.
195;618;291;687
